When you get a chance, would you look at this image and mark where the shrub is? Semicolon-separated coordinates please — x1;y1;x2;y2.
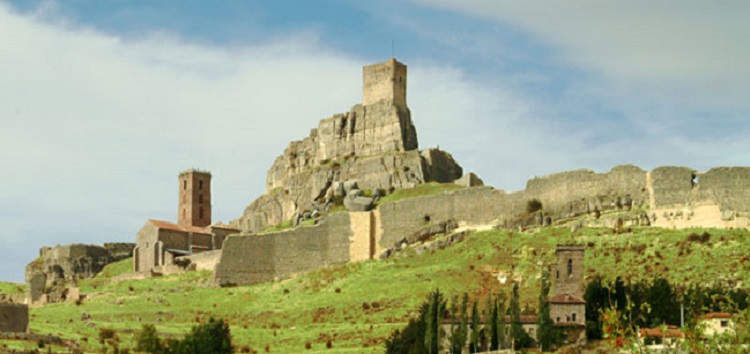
98;328;116;345
526;199;543;213
135;324;163;353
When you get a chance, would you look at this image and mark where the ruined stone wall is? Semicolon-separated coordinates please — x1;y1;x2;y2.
0;303;28;333
526;165;648;216
650;166;694;208
215;213;352;286
180;250;222;272
695;167;750;213
375;187;517;251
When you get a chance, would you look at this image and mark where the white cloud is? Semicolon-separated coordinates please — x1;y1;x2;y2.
408;0;750;111
0;2;549;281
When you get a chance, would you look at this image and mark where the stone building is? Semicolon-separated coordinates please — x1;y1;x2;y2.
133;170;238;273
550;244;586;344
0;303;28;333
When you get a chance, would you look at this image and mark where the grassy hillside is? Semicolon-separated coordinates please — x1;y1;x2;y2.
0;281;25;295
15;226;750;353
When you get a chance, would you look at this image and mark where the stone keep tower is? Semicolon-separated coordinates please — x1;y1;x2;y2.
363;58;407;109
554;244;585;297
178;170;211;228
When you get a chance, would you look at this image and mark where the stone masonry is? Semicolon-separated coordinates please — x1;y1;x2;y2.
25;243;134;305
0;303;28;333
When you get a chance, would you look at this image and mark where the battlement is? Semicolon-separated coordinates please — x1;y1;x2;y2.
363;58;407;109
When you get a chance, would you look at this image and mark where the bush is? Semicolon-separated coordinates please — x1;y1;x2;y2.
135;324;163;353
98;328;116;345
526;199;543;213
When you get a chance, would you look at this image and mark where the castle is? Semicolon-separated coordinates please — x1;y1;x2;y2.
115;58;750;285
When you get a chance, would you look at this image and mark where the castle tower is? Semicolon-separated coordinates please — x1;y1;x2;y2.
178;170;211;228
554;244;585;297
363;58;407;109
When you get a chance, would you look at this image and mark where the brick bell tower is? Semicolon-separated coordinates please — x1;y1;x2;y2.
178;170;211;228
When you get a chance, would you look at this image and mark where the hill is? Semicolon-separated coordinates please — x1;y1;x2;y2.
8;226;748;353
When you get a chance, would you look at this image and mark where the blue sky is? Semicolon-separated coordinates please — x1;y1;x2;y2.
1;0;749;282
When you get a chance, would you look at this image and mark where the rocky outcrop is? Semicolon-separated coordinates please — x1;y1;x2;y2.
25;243;135;304
234;60;464;233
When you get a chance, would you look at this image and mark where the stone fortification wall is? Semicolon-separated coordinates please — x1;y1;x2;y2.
526;165;648;216
695;167;750;213
25;243;135;305
178;250;222;272
649;166;694;208
0;303;28;333
216;213;352;286
376;187;519;250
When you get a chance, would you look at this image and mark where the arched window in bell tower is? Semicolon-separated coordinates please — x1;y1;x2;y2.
567;258;573;277
183;180;187;190
199;207;204;220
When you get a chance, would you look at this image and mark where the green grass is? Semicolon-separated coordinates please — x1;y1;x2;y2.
23;227;750;353
0;281;25;295
376;182;466;205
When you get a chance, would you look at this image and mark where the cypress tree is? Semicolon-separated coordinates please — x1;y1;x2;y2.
490;295;500;350
497;293;507;349
425;292;436;354
458;293;469;353
510;283;523;349
537;269;554;351
449;294;459;353
470;300;479;353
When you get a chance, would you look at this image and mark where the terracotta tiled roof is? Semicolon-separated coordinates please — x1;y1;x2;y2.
549;293;586;304
700;312;733;319
553;322;586;328
640;327;684;338
148;220;211;234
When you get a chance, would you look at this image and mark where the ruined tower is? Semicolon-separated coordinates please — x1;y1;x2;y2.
178;170;211;228
554;244;585;297
363;58;407;109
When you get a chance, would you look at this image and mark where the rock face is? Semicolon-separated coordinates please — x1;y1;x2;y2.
25;243;135;304
234;59;463;233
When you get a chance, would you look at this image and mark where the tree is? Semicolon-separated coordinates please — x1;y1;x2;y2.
457;293;469;353
490;295;499;350
537;269;556;351
484;294;493;352
135;324;163;354
449;294;459;353
510;283;532;348
647;278;679;327
176;317;233;354
584;276;610;339
497;293;507;350
385;290;446;354
470;301;480;353
425;292;436;354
